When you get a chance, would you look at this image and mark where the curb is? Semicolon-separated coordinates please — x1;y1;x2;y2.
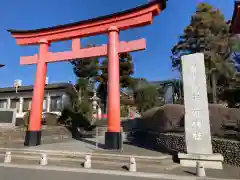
0;147;170;160
0;154;177;169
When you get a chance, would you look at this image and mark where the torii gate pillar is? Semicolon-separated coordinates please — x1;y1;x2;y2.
25;39;49;146
105;27;121;149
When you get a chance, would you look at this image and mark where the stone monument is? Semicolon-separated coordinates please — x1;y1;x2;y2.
0;108;16;128
178;53;223;169
91;91;99;112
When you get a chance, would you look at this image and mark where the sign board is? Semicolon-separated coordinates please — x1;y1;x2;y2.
0;108;16;128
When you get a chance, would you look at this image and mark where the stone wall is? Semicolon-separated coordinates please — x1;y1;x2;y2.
128;131;240;167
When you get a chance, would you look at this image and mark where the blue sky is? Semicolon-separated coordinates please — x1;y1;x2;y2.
0;0;235;87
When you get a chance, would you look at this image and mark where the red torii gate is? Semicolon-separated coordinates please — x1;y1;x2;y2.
8;0;167;149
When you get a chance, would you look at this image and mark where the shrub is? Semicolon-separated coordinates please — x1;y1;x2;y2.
134;85;160;113
135;104;240;139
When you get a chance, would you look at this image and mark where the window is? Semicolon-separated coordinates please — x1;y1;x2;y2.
23;98;32;112
23;98;46;112
10;99;20;112
0;99;7;108
50;96;62;111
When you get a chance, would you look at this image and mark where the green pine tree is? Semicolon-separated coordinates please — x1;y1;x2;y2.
171;3;235;103
96;52;135;113
70;44;99;115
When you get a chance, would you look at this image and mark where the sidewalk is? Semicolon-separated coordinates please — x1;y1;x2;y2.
0;127;239;180
0;138;239;179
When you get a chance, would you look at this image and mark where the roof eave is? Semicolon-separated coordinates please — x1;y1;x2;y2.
0;83;73;93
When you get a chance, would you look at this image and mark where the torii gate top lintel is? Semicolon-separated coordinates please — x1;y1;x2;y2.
7;0;166;45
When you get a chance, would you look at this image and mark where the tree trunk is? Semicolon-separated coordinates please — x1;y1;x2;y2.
78;88;82;104
211;71;217;103
103;100;107;114
179;72;183;104
208;60;217;103
103;84;108;114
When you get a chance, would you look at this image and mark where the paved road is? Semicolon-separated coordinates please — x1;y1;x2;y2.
0;166;165;180
0;164;238;180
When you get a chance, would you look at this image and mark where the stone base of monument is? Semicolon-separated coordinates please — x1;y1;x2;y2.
178;153;224;170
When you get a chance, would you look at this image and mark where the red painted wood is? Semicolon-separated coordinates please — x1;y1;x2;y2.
9;4;161;45
72;38;81;51
107;26;121;133
20;39;146;65
28;40;49;131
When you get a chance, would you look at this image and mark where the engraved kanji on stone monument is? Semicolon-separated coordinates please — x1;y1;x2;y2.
191;109;202;129
192;132;202;141
181;53;213;154
191;108;200;118
192;121;201;128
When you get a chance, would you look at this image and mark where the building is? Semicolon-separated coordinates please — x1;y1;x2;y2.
0;82;73;118
0;81;136;120
231;1;240;34
0;78;180;121
221;0;240;106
